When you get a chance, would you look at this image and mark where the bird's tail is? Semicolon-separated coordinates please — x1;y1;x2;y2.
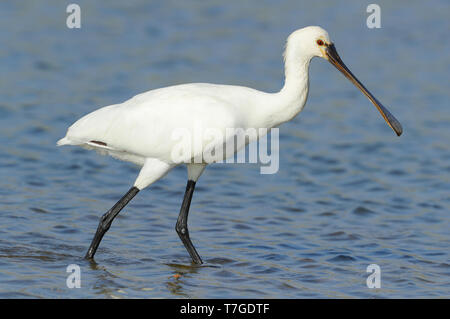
56;137;71;146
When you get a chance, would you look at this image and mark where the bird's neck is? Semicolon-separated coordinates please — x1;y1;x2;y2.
264;54;312;128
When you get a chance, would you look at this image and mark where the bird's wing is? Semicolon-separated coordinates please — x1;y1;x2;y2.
58;83;249;163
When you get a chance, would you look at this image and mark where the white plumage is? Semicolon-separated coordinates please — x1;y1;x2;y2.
57;24;320;188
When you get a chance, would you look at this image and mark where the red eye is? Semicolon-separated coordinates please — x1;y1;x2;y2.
316;39;324;46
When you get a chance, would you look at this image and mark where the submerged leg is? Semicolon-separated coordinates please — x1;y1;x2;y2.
85;187;139;259
176;180;203;264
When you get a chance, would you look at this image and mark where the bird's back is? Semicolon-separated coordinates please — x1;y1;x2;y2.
58;83;268;164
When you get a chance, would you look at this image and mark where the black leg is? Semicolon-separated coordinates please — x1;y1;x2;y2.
85;186;139;259
176;180;203;264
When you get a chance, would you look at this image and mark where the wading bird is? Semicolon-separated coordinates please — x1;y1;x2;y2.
58;26;402;264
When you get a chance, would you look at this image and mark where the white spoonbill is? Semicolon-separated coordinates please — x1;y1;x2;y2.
57;26;402;264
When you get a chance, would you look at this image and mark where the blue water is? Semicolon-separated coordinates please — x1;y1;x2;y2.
0;0;449;298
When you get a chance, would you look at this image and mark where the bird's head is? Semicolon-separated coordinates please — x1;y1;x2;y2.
285;26;331;60
286;26;403;136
